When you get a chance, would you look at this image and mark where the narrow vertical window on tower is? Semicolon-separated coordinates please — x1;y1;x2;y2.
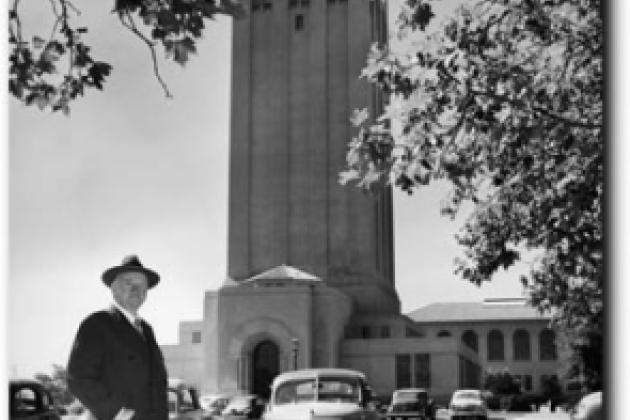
262;0;272;11
252;0;261;11
289;0;298;8
300;0;310;7
295;14;304;31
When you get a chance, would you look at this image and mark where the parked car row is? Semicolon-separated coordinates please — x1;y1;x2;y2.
383;388;487;420
170;379;267;420
9;373;603;420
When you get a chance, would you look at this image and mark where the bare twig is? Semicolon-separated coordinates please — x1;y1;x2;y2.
64;0;81;15
47;0;63;43
118;11;173;98
58;0;75;78
47;0;60;17
10;0;23;44
481;8;511;35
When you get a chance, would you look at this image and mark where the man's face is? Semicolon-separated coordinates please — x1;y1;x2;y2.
111;271;149;313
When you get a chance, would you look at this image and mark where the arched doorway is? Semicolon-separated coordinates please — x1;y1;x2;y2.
251;340;279;399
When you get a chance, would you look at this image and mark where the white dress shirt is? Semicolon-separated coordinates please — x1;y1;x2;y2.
112;301;143;333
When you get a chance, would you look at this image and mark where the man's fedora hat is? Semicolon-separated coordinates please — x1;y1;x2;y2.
102;255;160;288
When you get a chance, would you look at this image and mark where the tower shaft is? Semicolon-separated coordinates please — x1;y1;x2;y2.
228;0;398;313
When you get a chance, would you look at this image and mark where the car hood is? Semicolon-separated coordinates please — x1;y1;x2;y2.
389;402;425;412
264;402;367;420
451;398;483;405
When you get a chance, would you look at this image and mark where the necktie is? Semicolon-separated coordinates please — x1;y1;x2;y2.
133;319;144;338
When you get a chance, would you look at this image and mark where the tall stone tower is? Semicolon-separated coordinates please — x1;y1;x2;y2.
228;0;398;314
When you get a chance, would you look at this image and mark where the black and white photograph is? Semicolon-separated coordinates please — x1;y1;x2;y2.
7;0;612;420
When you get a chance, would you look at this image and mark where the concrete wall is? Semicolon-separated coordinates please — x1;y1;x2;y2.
339;337;480;402
311;285;354;367
177;321;203;345
201;291;220;394
162;343;203;390
207;281;353;394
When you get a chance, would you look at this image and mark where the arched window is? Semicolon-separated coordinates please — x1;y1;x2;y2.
437;330;451;337
487;329;504;361
462;330;478;353
513;329;531;360
539;328;557;360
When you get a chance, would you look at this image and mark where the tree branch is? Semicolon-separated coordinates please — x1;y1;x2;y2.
58;0;75;78
470;89;602;129
47;0;60;17
10;0;23;44
64;0;81;16
118;11;173;98
47;0;63;42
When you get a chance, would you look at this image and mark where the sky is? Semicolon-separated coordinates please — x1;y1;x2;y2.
5;0;623;387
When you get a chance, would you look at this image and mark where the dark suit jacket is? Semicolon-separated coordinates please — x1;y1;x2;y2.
67;307;168;420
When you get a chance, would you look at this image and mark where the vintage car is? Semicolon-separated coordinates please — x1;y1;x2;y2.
221;394;266;419
199;393;232;417
386;388;435;420
570;391;602;420
448;389;488;420
262;368;380;420
168;378;212;420
9;379;65;420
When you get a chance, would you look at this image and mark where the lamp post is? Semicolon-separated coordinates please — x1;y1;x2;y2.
291;338;299;370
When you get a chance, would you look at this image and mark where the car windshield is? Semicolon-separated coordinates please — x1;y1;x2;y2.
211;398;229;407
393;391;427;404
228;396;253;408
453;391;481;400
13;387;39;414
274;376;361;405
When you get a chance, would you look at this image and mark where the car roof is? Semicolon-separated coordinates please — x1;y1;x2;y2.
272;368;367;386
452;389;482;397
227;394;259;402
394;388;428;393
200;394;232;400
581;391;602;404
10;379;45;389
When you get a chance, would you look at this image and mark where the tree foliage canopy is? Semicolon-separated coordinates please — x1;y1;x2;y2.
342;0;603;385
8;0;243;114
484;369;521;395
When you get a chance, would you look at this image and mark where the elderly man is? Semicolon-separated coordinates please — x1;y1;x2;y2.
67;255;168;420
